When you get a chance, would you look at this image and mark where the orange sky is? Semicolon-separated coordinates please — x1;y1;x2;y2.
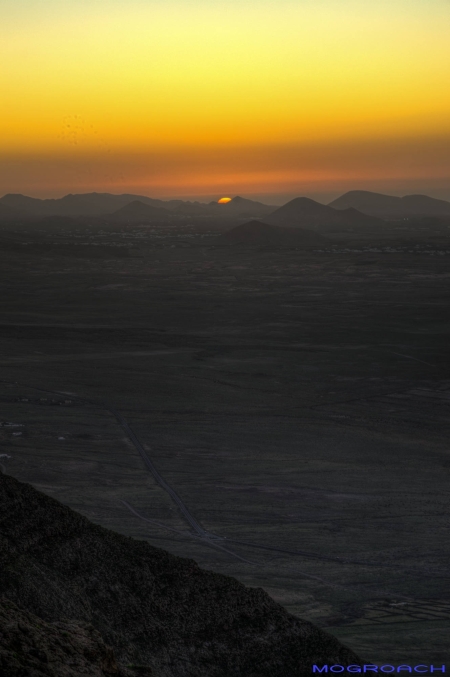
1;0;450;200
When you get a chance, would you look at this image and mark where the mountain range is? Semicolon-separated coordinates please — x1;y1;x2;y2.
0;470;360;676
329;190;450;217
1;190;450;223
0;193;275;221
0;192;176;218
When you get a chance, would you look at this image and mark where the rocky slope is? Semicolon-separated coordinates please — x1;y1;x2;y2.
0;598;139;677
0;471;361;676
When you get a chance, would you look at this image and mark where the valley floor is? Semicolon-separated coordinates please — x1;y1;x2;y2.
1;219;449;663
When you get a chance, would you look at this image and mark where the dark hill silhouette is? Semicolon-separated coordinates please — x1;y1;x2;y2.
0;192;276;220
73;192;173;213
0;470;360;676
0;193;183;218
268;197;333;222
109;200;171;222
400;194;450;215
173;196;276;217
0;193;106;217
266;198;382;231
329;190;450;217
220;220;326;247
0;193;49;216
333;207;382;229
3;190;450;220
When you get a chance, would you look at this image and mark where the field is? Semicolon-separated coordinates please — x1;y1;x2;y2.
1;218;449;663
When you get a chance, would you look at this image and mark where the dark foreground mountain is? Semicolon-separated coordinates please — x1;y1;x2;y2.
0;598;133;677
0;471;360;676
329;190;450;217
266;197;382;231
219;220;327;247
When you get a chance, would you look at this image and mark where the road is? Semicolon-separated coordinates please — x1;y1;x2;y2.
2;377;449;578
0;378;216;539
1;379;264;565
108;405;219;540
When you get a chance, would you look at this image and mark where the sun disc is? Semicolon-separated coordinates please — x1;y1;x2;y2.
218;197;232;204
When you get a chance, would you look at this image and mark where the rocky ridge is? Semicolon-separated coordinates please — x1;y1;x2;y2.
0;470;361;676
0;597;138;677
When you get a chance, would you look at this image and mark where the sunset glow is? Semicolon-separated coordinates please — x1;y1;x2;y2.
1;0;450;198
218;197;232;204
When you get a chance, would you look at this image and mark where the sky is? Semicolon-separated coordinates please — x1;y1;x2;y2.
1;0;450;201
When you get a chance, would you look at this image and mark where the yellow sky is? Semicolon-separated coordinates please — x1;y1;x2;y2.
1;1;450;197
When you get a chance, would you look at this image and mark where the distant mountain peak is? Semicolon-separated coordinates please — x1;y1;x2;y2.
266;196;383;231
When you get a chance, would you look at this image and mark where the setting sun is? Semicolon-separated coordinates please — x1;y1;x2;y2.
218;197;232;204
1;0;450;198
